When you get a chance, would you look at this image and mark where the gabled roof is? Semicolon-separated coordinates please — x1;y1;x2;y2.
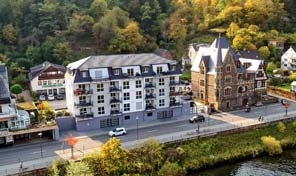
28;61;66;80
190;43;211;51
154;49;173;60
68;53;177;71
237;50;263;60
239;58;263;73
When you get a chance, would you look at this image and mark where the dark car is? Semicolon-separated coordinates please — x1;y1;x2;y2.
189;115;205;123
56;94;64;100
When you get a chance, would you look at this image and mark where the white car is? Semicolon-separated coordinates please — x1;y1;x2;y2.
108;127;127;137
39;95;46;101
47;94;55;101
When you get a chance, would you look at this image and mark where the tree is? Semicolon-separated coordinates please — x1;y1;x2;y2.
66;161;93;176
226;22;240;40
89;0;108;19
82;151;107;176
10;84;23;99
277;122;286;133
261;136;282;156
258;46;270;61
0;54;10;64
266;62;277;74
53;42;72;63
158;162;186;176
2;24;17;44
26;46;42;64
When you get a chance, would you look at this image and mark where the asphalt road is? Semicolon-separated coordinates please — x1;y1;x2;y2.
0;100;295;166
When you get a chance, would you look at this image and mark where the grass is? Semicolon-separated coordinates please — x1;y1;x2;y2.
275;83;291;91
180;72;191;81
168;120;296;172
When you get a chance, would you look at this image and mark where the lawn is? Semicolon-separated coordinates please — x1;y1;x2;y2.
275;83;291;91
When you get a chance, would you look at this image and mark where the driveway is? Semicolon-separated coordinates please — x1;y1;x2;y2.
47;100;67;110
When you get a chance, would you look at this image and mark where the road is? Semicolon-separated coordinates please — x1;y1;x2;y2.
0;100;295;167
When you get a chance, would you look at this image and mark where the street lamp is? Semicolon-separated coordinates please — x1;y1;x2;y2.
38;132;43;158
136;117;139;140
194;103;200;133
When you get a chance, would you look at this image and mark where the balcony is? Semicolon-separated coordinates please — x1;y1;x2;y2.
169;81;183;86
75;113;94;118
169;91;183;96
74;101;93;107
144;83;156;89
38;73;64;80
110;98;121;104
170;102;183;107
110;109;122;116
145;94;156;99
74;89;93;96
145;105;156;111
109;86;121;92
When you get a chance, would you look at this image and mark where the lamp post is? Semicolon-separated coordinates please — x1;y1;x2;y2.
136;117;139;140
38;132;43;158
284;103;290;116
194;103;199;133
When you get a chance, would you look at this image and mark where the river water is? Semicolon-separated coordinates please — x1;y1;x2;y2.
191;150;296;176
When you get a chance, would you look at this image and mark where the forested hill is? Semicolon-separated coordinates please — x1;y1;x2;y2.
1;0;296;85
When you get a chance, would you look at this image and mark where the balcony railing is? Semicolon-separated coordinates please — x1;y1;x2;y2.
109;86;121;92
169;91;183;96
38;73;64;80
170;102;183;107
144;83;156;88
145;94;156;99
145;105;156;111
74;101;93;107
75;113;94;118
169;81;183;86
74;89;93;96
110;98;121;104
110;109;122;116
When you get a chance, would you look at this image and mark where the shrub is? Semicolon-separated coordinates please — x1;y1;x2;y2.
261;136;282;156
48;159;69;176
18;96;25;102
292;120;296;129
158;162;186;176
277;122;286;133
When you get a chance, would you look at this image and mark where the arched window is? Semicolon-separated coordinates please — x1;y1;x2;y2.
238;87;243;93
224;88;231;96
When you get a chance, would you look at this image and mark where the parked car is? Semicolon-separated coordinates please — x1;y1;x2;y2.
47;94;55;101
56;94;64;100
108;127;127;137
39;95;46;101
189;115;205;123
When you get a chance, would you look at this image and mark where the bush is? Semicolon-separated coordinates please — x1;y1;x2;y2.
292;120;296;129
158;162;186;176
48;159;69;176
261;136;282;156
277;122;286;133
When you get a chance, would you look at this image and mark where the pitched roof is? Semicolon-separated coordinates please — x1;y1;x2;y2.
28;61;66;80
239;58;263;73
190;43;211;51
237;50;263;60
68;53;177;70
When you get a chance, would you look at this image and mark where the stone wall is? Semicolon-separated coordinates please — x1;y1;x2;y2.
268;86;296;100
55;116;76;131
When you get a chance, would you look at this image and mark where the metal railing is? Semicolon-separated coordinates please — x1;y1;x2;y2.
74;101;93;107
145;94;156;99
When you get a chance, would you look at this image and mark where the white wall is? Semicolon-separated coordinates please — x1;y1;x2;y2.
30;77;65;92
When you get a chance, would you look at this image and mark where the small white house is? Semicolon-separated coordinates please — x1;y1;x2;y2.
281;46;296;71
291;81;296;92
29;61;66;95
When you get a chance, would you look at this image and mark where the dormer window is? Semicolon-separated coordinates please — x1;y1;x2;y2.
127;68;134;76
170;65;175;71
143;66;149;73
157;66;163;74
113;69;120;75
243;63;251;69
82;71;88;78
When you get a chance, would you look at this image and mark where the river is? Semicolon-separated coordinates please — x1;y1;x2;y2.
191;150;296;176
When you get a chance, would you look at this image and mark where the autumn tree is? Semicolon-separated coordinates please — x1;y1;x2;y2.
66;161;93;176
157;162;186;176
2;24;17;44
258;46;270;61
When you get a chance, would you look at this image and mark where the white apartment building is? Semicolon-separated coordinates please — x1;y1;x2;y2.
29;61;66;96
65;53;190;131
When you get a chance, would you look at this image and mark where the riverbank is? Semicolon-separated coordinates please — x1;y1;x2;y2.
167;119;296;174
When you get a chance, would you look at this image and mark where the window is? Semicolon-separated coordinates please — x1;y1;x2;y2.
80;108;87;115
98;107;105;115
262;81;266;87
127;68;134;76
147;112;153;116
226;65;231;72
136;91;142;99
97;83;104;92
135;80;142;88
38;81;42;86
0;105;2;113
225;76;232;83
124;104;130;111
159;78;164;86
257;81;262;88
79;96;86;103
82;71;87;78
113;69;120;75
136;102;142;110
43;80;47;85
170;77;175;82
143;66;149;73
159;99;165;107
170;65;175;71
159;89;165;96
200;80;205;86
94;70;102;79
123;81;129;89
97;95;104;103
124;116;130;120
124;92;130;100
157;66;163;74
224;88;231;96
